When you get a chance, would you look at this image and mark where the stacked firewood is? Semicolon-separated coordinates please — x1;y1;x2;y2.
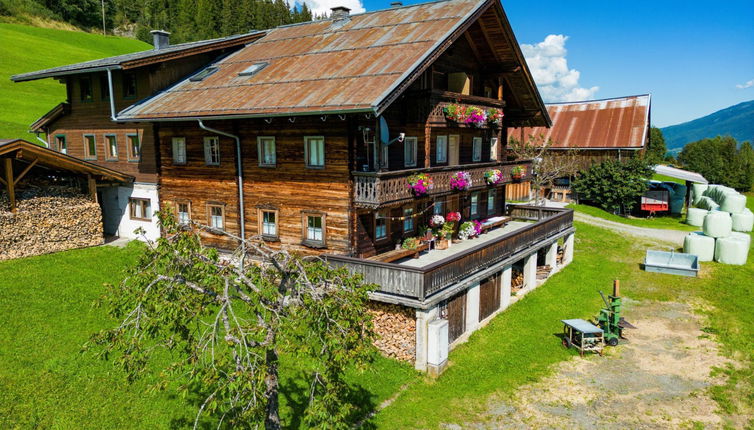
0;187;103;261
511;268;524;291
536;265;552;280
368;302;416;362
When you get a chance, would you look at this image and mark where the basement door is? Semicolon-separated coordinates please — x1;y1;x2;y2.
442;290;466;343
479;274;501;322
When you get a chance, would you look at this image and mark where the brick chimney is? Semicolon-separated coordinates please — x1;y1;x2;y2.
150;30;170;50
330;6;351;20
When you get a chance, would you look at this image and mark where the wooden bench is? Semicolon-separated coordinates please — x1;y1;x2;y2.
368;243;429;263
479;216;511;234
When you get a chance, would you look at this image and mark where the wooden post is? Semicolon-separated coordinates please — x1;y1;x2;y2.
613;279;620;297
4;158;15;213
424;123;431;168
87;174;98;203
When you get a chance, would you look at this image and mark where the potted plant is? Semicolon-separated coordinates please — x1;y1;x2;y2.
458;221;476;240
511;165;526;182
401;237;420;250
450;171;472;191
463;106;487;127
486;108;504;127
406;173;433;197
484;169;502;185
443;104;464;123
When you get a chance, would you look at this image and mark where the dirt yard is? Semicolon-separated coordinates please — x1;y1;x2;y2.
459;300;742;429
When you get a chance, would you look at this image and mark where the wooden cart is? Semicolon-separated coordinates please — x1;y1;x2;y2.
561;318;604;356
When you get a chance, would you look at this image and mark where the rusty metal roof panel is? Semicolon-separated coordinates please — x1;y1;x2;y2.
118;0;486;120
512;95;651;149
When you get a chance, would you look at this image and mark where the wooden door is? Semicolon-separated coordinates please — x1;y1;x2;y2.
479;274;501;321
445;290;466;343
448;135;460;166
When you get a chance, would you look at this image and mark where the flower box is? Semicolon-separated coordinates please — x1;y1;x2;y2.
406;173;434;197
450;171;472;191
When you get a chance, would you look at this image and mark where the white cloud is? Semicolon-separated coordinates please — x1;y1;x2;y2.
298;0;365;17
520;35;599;102
736;79;754;89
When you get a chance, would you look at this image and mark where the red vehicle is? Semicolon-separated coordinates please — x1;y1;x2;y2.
641;190;670;215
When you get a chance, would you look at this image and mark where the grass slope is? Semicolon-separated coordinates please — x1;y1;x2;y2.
0;24;149;140
568;203;697;231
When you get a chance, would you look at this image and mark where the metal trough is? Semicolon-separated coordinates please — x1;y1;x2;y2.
644;250;699;277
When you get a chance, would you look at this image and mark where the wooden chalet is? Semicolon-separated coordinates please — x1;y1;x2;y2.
14;0;576;373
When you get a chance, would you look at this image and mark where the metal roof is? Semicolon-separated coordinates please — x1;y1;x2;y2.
654;164;707;184
10;32;266;82
511;94;651;149
118;0;545;122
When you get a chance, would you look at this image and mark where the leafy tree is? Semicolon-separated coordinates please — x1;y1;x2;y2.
508;134;580;205
88;212;376;429
646;126;668;165
678;135;753;190
572;158;653;215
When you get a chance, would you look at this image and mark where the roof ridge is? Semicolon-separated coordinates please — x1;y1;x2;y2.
546;94;651;106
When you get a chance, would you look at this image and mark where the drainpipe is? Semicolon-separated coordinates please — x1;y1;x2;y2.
34;131;49;148
106;68;118;121
197;120;246;247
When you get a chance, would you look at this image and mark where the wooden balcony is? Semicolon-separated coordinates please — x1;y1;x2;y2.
403;89;506;127
326;206;574;303
352;160;532;208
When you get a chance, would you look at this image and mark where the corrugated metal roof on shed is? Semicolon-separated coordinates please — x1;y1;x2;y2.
512;94;651;149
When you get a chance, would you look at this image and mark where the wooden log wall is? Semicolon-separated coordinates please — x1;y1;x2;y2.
505;181;530;201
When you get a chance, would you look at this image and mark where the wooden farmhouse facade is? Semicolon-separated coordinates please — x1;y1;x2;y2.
14;0;576;372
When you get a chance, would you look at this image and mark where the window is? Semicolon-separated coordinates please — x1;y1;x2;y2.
304;136;324;168
80;77;93;102
404;136;417;167
55;135;67;154
172;137;186;165
472;137;482;162
434;199;444;216
257;136;276;166
129;198;151;221
303;212;326;247
380;144;389;168
208;204;225;230
122;73;137;99
375;212;387;240
436;135;448;163
489;137;499;161
470;192;479;217
204;136;220;166
127;134;140;161
177;202;191;224
403;207;414;232
83;134;96;159
100;76;110;101
487;191;495;213
239;62;268;77
260;209;278;238
190;66;218;82
105;134;118;160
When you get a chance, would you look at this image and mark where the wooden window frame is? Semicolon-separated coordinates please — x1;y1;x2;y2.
403;136;417;167
374;211;389;242
470;192;480;217
380;143;389;169
301;211;327;248
472;137;482;162
487;190;495;214
403;206;414;233
436;135;448;163
172;137;187;165
83;134;97;160
126;133;141;162
434;199;445;216
79;77;93;102
204;136;220;166
129;197;151;221
257;136;276;167
55;134;67;154
489;137;499;161
104;134;118;161
175;200;192;225
122;72;138;99
258;208;279;241
207;203;226;232
304;136;325;169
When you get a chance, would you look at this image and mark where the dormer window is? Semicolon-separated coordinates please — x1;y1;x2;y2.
239;62;268;77
190;66;218;82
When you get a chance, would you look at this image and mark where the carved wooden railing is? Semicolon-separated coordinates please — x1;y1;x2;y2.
403;89;506;126
352;160;533;208
326;207;574;301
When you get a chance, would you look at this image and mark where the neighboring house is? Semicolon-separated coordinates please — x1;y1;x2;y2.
13;0;575;373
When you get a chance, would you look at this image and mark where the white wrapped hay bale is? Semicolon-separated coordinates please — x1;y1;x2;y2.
686;208;708;226
731;231;751;250
703;211;732;238
720;193;747;214
714;236;749;265
692;183;708;205
732;209;754;232
683;232;715;262
696;196;720;211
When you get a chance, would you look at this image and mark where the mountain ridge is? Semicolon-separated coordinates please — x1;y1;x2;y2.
661;99;754;153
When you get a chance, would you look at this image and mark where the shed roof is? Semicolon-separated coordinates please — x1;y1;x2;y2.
654;164;707;184
0;139;133;182
117;0;548;123
10;32;266;82
510;94;651;149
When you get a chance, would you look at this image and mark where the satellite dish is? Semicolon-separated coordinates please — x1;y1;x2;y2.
379;116;390;145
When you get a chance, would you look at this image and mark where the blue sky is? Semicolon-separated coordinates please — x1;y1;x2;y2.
329;0;754;127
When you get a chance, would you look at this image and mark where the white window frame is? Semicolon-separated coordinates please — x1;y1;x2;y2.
436;135;448;163
404;136;417;168
472;137;482;162
204;136;220;166
172;137;186;165
257;136;276;167
302;212;326;247
208;204;225;230
260;209;278;238
55;135;67;154
177;201;191;224
489;137;499;161
304;136;325;168
104;134;118;160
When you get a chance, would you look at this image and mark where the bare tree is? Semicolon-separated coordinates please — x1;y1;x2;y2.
508;134;580;205
88;212;376;429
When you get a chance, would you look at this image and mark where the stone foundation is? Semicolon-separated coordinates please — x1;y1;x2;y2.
368;301;416;362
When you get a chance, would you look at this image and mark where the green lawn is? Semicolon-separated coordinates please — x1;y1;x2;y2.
568;202;698;231
0;24;149;140
652;172;685;184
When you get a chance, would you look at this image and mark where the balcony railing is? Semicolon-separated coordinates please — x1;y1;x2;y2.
352;160;532;208
403;89;506;126
326;206;574;302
